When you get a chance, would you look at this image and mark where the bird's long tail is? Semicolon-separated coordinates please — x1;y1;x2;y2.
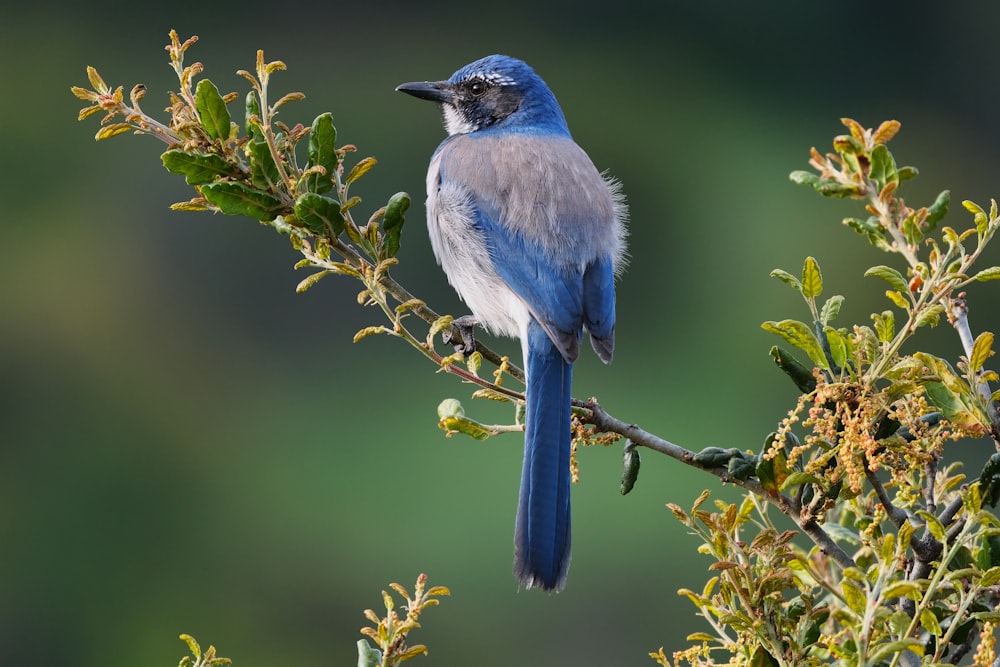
514;320;573;591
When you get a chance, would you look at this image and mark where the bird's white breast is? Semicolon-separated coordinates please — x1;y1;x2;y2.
426;151;529;340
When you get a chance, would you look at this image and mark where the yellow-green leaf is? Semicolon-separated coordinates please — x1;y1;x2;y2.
428;315;454;340
970;331;995;373
354;326;388;343
95;123;133;140
920;609;942;636
86;65;108;94
761;320;829;370
885;290;909;309
917;509;946;543
396;644;429;661
981;566;1000;587
436;399;492;440
973;266;1000;281
295;270;330;293
841;580;866;615
179;634;201;660
823;326;848;369
802;256;823;298
881;580;922;600
915;304;945;328
346;156;377;185
873;310;895;343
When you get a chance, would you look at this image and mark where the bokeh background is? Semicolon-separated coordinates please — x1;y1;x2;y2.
5;2;1000;666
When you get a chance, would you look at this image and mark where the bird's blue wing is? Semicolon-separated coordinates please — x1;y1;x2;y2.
436;133;618;362
472;205;584;362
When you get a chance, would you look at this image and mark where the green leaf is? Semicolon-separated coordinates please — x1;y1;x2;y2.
924;189;950;232
769;268;801;292
970;331;994;373
789;170;861;197
357;640;382;667
973;266;1000;281
245;90;261;127
727;452;756;481
769;346;817;393
161;150;236;185
294;193;345;235
195;79;232;141
868;639;924;663
306;112;337;194
789;170;819;187
844;215;891;250
201;182;284;221
692;446;741;469
978;453;1000;508
801;256;823;298
820;295;844;325
864;265;909;293
247;127;281;190
869;144;898;191
379;192;410;259
761;320;829;370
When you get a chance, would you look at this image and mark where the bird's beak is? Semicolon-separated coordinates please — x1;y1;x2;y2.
395;80;456;104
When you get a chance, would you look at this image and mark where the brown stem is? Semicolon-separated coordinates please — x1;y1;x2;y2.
577;397;857;571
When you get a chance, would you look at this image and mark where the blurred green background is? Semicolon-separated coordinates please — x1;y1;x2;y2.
5;2;1000;665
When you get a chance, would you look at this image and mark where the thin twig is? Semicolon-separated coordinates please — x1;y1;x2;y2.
863;457;909;528
577;397;857;571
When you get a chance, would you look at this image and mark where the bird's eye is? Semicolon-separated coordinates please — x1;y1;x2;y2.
469;80;487;97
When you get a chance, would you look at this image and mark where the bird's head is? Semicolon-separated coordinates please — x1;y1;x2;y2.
396;55;569;136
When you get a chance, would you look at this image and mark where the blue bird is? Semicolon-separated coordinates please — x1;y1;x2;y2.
397;55;627;591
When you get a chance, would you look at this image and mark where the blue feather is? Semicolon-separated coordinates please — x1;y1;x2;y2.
514;320;573;590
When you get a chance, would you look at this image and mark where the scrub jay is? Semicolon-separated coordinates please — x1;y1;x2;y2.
397;55;627;591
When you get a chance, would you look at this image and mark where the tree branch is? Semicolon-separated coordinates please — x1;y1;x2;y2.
576;397;857;571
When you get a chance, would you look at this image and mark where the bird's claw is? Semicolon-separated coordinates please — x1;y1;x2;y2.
442;315;479;355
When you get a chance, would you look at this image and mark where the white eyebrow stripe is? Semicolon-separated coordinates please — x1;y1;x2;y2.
473;71;516;86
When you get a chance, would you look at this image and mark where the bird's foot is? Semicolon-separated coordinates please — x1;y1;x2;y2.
442;315;479;356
